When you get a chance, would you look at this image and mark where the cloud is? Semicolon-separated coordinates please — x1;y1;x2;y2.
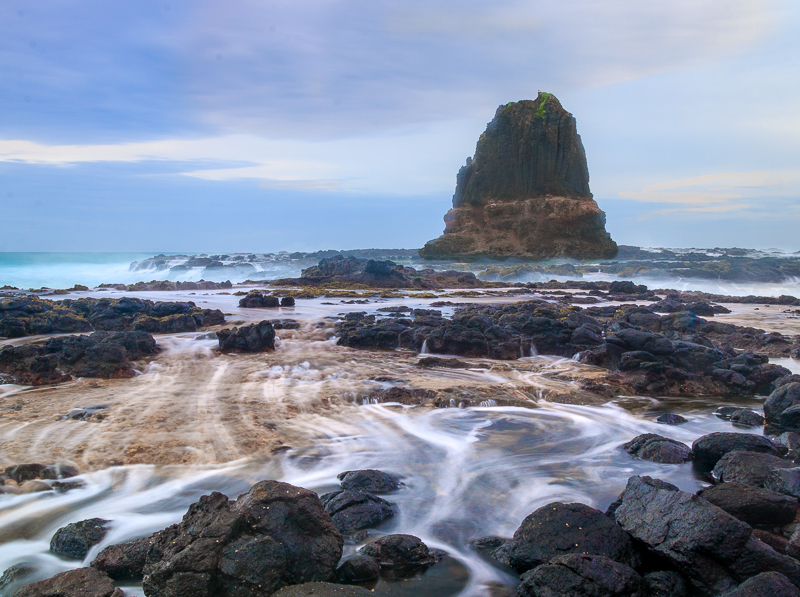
636;203;751;221
618;172;777;208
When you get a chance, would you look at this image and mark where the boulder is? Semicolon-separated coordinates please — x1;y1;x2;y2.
141;480;343;597
516;554;647;597
622;434;693;464
765;383;800;430
358;534;442;573
766;468;800;499
505;502;641;574
335;555;381;584
337;470;401;493
644;571;688;597
280;297;296;307
14;567;122;597
712;451;794;486
320;490;394;534
239;291;280;308
697;483;798;526
657;413;687;425
722;572;800;597
92;535;153;579
730;409;765;427
692;433;780;466
613;476;751;595
50;518;111;559
217;321;276;352
272;582;371;597
419;94;617;260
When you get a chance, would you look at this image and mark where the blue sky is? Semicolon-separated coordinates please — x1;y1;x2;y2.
1;0;798;252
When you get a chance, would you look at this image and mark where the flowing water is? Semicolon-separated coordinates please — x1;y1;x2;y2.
0;285;797;596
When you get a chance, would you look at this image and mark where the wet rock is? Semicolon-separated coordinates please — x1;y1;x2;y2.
335;555;381;583
0;563;35;595
14;567;122;597
713;450;794;486
697;483;798;526
417;356;473;369
141;480;343;597
280;297;296;307
716;406;741;420
657;413;687;425
752;529;790;553
337;470;401;493
692;432;780;466
3;463;47;483
0;331;159;385
51;518;111;559
613;475;752;595
516;554;647;597
766;468;800;498
320;490;394;534
506;502;641;574
730;409;765;427
92;535;154;579
358;534;443;573
239;291;280;308
727;535;800;589
723;571;800;597
643;570;687;597
217;320;276;352
272;582;372;597
622;434;693;464
610;281;648;295
765;383;800;430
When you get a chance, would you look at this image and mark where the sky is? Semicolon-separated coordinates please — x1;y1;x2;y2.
1;0;798;253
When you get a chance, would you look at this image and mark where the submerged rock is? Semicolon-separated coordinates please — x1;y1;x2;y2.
505;502;641;574
420;94;617;260
657;413;687;425
272;582;372;597
516;554;647;597
50;518;111;559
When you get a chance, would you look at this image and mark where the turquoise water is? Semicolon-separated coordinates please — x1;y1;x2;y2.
0;253;156;289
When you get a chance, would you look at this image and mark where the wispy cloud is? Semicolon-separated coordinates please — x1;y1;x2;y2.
618;172;777;217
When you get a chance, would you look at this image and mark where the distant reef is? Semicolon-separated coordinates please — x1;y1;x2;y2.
420;93;617;261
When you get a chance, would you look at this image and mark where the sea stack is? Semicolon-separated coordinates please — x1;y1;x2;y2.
420;93;618;260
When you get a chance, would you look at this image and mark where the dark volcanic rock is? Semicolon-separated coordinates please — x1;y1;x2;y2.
217;321;276;352
50;518;111;559
358;534;443;573
657;413;687;425
723;572;800;597
516;554;647;597
337;470;401;493
692;432;780;466
239;291;280;308
15;567;122;597
320;490;394;534
0;330;159;385
765;467;800;498
92;536;153;580
697;483;798;526
623;434;693;464
612;475;798;596
505;502;641;574
335;555;381;584
0;295;223;339
643;571;688;597
420;94;617;260
765;383;800;430
730;408;765;427
140;480;343;597
712;450;793;486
